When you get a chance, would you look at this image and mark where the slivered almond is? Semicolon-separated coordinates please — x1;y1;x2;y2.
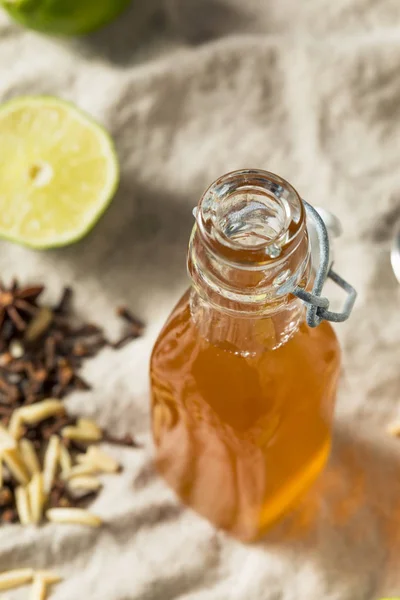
35;571;62;585
46;508;102;527
29;473;44;525
63;464;98;480
8;411;24;440
15;486;32;525
3;447;30;485
19;439;40;476
18;400;65;426
58;444;72;477
61;425;102;443
67;476;102;492
79;446;120;473
76;453;88;464
77;418;102;437
0;425;16;451
0;568;34;590
30;574;46;600
43;436;60;494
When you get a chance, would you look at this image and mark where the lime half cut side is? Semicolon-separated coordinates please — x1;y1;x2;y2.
0;96;119;249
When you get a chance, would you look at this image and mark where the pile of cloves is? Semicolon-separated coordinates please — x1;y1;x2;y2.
0;280;144;526
0;283;144;416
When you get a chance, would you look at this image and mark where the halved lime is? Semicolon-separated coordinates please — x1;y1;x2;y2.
0;96;119;249
0;0;132;36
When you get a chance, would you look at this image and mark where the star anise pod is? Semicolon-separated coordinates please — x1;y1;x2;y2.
0;280;44;334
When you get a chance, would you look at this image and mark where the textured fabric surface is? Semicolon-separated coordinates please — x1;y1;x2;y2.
1;1;400;598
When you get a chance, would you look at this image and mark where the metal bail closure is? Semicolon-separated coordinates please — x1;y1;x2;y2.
293;201;357;328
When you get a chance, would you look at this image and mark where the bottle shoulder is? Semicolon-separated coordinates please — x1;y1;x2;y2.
151;288;340;369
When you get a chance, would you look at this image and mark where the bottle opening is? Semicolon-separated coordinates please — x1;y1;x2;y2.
198;169;303;260
215;188;289;249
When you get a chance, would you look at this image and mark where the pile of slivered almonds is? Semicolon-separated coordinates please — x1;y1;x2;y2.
0;282;144;599
0;403;120;599
1;399;121;526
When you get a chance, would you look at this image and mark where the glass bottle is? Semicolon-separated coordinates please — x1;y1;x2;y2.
150;169;353;542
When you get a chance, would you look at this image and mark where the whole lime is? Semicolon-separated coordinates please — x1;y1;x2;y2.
0;0;132;35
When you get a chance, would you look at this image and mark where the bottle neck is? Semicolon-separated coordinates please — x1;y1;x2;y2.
187;169;311;351
189;288;305;352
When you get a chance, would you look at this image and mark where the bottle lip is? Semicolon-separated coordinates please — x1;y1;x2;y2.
196;169;306;266
188;169;311;313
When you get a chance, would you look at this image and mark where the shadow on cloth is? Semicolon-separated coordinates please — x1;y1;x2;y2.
50;177;196;316
165;0;255;43
62;0;165;66
254;423;400;597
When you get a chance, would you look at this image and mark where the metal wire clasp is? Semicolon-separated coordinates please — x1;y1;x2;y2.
293;201;357;328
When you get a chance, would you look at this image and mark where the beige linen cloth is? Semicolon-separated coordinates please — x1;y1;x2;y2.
1;0;400;598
